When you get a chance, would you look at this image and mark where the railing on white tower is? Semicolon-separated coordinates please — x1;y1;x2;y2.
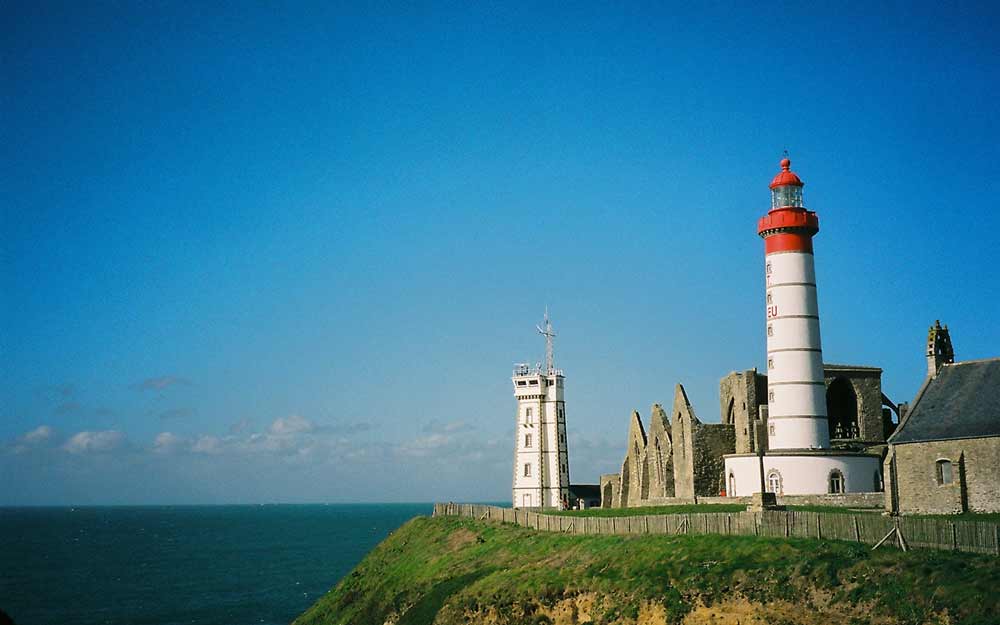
513;363;564;377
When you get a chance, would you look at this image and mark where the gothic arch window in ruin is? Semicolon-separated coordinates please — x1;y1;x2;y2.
655;437;664;484
936;459;953;485
826;377;860;439
725;397;735;425
828;469;845;494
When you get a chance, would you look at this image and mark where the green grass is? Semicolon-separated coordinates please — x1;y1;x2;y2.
547;503;746;517
293;515;1000;625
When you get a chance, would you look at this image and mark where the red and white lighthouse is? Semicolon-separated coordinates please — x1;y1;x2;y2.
760;158;829;450
723;157;882;497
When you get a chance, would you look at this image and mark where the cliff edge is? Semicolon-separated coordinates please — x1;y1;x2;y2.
294;515;998;625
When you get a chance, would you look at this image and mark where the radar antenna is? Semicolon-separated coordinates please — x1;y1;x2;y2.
536;307;556;375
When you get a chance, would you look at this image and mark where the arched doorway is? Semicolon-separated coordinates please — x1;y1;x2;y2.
826;377;859;439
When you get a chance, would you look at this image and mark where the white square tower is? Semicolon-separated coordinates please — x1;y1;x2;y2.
512;312;570;509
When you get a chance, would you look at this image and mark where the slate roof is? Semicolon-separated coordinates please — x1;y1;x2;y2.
889;358;1000;444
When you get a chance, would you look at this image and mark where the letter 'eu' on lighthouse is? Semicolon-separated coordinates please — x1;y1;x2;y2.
761;158;829;451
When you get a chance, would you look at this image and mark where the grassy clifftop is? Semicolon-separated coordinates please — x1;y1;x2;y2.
294;515;999;625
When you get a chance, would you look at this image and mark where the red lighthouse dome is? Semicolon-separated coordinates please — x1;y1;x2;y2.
769;157;804;189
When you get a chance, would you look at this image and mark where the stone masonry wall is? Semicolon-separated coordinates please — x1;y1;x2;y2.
891;437;1000;515
824;367;885;444
692;423;736;497
719;370;761;454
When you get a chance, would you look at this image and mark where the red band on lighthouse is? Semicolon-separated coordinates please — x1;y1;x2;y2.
764;232;814;254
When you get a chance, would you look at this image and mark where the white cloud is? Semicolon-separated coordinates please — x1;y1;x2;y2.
63;430;125;454
269;415;314;435
152;432;187;454
23;425;53;443
192;435;222;454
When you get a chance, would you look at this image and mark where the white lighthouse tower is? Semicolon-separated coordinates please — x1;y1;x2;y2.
761;157;829;450
724;158;881;497
512;310;570;509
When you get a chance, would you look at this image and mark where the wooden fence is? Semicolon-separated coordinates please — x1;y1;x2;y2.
432;503;1000;556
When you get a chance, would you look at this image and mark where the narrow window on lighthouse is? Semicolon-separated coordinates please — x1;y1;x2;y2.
766;262;772;275
767;324;774;337
524;463;532;478
525;434;532;448
525;407;533;424
767;358;774;369
768;389;775;402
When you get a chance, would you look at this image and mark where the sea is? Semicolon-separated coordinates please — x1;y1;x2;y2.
0;503;436;625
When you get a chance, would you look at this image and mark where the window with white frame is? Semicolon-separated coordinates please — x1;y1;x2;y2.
828;469;845;494
525;406;533;424
524;433;532;448
523;463;531;477
767;470;781;494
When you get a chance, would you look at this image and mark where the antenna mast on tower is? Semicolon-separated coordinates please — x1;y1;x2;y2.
536;307;556;374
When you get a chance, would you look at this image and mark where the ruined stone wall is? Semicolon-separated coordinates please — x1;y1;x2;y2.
644;404;674;498
599;473;618;509
692;423;736;497
720;370;760;454
824;367;885;444
623;411;648;507
890;437;1000;515
671;386;696;500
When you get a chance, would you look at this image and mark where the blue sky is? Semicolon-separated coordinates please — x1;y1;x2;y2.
3;2;998;504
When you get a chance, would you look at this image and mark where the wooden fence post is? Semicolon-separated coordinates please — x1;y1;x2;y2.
816;514;822;540
853;516;861;543
952;522;958;551
995;525;1000;556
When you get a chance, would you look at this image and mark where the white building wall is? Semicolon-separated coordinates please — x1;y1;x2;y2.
724;454;882;496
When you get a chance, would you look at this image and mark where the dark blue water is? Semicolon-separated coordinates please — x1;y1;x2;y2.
0;504;431;625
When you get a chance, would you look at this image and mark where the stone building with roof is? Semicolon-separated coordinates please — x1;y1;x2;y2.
884;322;1000;515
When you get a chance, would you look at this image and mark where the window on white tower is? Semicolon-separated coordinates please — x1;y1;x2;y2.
524;463;531;477
525;407;533;424
767;324;774;337
525;433;532;448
